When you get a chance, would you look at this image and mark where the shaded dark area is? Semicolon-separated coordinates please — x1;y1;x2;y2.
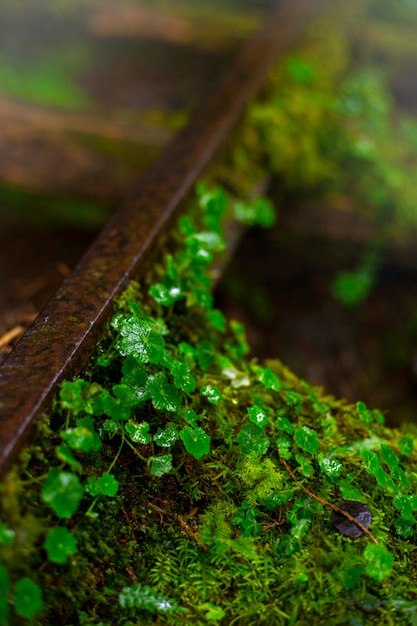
216;218;417;427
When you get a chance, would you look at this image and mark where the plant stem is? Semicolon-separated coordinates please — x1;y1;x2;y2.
278;454;379;544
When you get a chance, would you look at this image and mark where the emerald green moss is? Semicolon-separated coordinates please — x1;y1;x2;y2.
1;181;416;625
2;3;417;621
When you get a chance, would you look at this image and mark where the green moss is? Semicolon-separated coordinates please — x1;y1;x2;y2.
2;2;417;622
1;181;416;625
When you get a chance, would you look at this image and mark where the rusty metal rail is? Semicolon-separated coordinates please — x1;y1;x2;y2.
0;0;321;475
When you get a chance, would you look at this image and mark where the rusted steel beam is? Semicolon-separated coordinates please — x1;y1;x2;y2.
0;0;322;474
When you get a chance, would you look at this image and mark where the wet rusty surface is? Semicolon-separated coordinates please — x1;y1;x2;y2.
0;0;322;474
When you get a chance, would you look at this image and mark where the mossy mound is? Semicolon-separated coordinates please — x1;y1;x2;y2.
1;184;417;626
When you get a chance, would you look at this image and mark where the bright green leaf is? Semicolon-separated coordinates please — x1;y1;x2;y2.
356;401;373;423
337;479;363;501
276;436;292;460
394;515;415;538
363;543;393;582
98;474;119;497
183;409;199;427
317;453;343;478
248;405;268;428
150;282;181;306
201;385;223;404
154;423;179;447
276;416;294;435
380;444;399;471
61;423;102;453
169;360;195;393
92;388;131;422
113;383;148;407
259;367;281;391
41;468;84;519
115;314;165;364
59;379;95;415
44;527;77;564
197;602;226;621
237;424;270;456
294;426;319;455
180;426;211;460
206;309;226;333
125;421;152;444
14;578;43;619
119;583;185;613
295;454;314;477
148;372;182;412
55;445;82;473
398;435;414;457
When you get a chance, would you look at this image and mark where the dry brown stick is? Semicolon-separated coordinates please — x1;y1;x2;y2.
279;455;378;544
0;326;24;350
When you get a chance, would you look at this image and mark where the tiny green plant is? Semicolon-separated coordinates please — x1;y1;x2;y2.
2;9;417;617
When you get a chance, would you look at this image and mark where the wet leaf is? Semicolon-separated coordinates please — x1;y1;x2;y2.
318;453;343;478
248;405;268;428
394;514;415;538
149;455;173;478
169;360;195;393
201;384;222;404
115;314;165;364
154;424;179;447
332;500;372;538
238;424;270;456
125;421;152;444
294;426;319;455
148;372;182;412
180;426;210;460
119;583;184;613
62;421;102;453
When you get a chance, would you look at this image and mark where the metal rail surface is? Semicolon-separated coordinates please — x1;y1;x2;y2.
0;0;321;475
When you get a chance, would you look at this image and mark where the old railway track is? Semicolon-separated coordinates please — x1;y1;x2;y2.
0;0;321;475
